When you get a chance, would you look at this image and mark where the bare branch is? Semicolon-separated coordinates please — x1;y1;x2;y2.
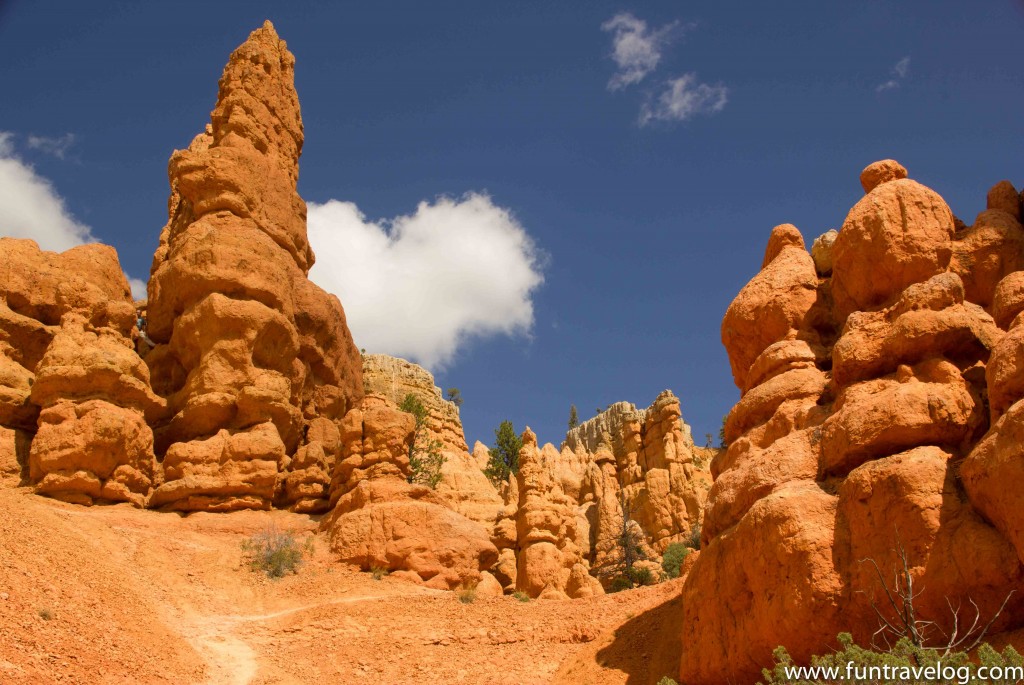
860;530;1015;656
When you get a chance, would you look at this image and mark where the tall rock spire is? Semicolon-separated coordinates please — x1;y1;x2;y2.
146;22;363;512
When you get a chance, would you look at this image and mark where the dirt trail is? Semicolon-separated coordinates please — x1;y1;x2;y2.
0;487;681;684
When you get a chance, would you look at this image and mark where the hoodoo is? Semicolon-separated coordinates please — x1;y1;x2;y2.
144;22;363;513
680;162;1024;685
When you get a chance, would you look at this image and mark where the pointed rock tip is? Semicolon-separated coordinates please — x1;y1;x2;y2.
255;19;278;38
233;19;286;55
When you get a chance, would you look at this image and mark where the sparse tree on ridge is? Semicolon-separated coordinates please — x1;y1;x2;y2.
445;387;463;407
484;420;522;486
568;404;579;430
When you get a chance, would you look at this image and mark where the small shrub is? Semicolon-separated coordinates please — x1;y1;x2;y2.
609;576;632;593
370;565;388;581
629;566;655;587
661;542;690;579
37;607;53;621
608;567;656;592
513;591;530;603
242;527;309;578
684;521;702;550
400;394;445;489
657;678;679;685
456;582;477;604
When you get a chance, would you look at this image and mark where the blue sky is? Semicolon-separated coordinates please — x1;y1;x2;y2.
2;1;1023;448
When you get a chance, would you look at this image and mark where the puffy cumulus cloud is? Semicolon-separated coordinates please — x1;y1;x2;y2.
639;73;728;125
307;193;545;370
602;12;680;90
0;131;95;251
877;56;910;93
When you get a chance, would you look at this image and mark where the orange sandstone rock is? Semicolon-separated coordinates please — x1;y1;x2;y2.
684;161;1024;685
681;484;843;685
145;22;362;511
963;400;1024;565
0;238;159;505
359;354;504;526
951;205;1024;308
322;478;498;590
987;180;1022;220
721;224;819;390
859;158;907;193
321;389;501;589
992;271;1024;330
832;177;955;321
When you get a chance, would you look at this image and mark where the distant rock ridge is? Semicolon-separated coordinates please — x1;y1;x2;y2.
497;390;711;599
563;390;695;463
681;160;1024;685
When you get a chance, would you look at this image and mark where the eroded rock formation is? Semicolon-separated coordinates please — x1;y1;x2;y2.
0;239;162;506
362;354;467;452
144;21;363;511
322;392;499;589
359;353;506;526
506;392;711;599
0;23;714;605
681;161;1024;685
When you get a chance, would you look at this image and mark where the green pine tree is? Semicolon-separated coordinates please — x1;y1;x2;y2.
484;420;522;486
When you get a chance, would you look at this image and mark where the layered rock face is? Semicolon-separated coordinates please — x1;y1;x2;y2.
681;161;1024;685
359;354;504;526
144;22;363;511
0;239;162;506
322;392;499;589
505;392;711;599
566;391;708;559
362;354;468;452
318;356;504;588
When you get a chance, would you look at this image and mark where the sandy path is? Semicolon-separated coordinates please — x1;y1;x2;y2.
0;487;682;685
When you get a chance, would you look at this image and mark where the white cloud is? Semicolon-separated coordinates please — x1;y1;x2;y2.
602;12;680;90
877;56;910;93
1;132;147;298
0;131;95;251
128;277;147;301
26;133;76;159
307;193;545;370
639;73;728;125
